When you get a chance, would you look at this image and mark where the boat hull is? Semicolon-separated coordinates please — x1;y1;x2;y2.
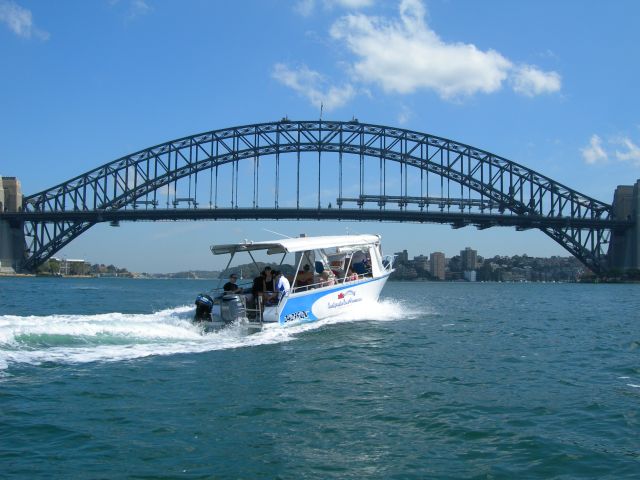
262;274;390;326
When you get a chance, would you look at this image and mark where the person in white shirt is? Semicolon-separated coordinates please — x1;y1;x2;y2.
267;270;290;304
275;270;290;299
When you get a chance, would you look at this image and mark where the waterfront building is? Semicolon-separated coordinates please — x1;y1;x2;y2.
394;249;409;265
413;255;429;271
430;252;445;280
461;247;478;271
51;257;90;276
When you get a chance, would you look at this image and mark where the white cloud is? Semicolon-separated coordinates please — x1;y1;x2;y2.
329;0;560;100
512;65;561;97
294;0;373;17
615;137;640;167
329;0;374;8
0;0;48;40
397;105;412;125
109;0;152;20
128;0;151;20
581;135;608;165
281;0;561;109
272;63;355;111
294;0;315;17
581;134;640;168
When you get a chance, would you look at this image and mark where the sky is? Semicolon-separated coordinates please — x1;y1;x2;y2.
1;0;639;272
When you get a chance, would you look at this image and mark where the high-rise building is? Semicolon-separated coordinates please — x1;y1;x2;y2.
430;252;445;280
413;255;429;271
394;249;409;264
460;247;478;271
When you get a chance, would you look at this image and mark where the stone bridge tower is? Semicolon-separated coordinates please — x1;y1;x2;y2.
0;177;25;273
608;179;640;272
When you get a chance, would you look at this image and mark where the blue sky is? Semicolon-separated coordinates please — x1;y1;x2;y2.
1;0;639;272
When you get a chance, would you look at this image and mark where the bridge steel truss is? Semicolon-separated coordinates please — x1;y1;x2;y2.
16;120;630;274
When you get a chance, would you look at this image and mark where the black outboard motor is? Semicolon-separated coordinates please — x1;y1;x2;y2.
194;294;214;321
220;294;247;323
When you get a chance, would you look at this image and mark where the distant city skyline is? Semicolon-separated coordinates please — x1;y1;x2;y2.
2;1;639;272
395;244;576;265
38;243;585;282
392;245;586;282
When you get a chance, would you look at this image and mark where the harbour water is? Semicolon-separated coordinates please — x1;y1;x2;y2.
1;277;639;478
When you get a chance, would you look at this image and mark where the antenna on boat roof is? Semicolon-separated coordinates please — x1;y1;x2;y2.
262;228;293;239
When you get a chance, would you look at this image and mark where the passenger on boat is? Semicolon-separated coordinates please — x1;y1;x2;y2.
252;272;266;301
275;270;290;300
346;267;358;281
266;270;290;305
223;273;243;293
263;266;275;293
320;270;335;287
295;264;314;290
351;250;367;275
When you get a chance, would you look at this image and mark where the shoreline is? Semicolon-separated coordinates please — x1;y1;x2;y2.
1;273;637;284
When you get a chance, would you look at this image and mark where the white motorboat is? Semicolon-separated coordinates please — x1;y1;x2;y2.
194;234;394;328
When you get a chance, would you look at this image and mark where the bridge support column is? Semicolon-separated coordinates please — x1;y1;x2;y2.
608;179;640;272
0;177;26;273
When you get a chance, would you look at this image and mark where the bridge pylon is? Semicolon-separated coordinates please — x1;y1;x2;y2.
0;177;26;273
608;179;640;273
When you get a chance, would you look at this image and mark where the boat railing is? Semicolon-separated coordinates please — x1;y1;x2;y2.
382;254;396;272
245;295;263;323
291;272;370;293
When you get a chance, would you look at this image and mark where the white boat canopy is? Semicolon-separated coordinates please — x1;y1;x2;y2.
210;234;381;256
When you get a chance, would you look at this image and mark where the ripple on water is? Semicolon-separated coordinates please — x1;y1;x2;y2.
1;280;639;478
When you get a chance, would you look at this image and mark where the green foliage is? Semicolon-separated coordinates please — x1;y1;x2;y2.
36;259;60;275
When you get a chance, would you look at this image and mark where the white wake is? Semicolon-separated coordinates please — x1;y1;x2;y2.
0;299;418;373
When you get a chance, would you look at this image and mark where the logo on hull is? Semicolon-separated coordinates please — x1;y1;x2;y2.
328;289;361;309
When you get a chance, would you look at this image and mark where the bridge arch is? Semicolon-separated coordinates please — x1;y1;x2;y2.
16;120;627;274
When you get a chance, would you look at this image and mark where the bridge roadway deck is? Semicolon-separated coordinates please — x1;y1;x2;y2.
1;208;632;231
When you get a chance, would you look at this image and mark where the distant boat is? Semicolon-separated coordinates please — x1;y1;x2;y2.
194;234;395;328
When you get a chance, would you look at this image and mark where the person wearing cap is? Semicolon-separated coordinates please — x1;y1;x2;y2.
223;273;243;293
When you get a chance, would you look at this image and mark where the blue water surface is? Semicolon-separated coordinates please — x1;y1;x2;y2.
0;277;639;479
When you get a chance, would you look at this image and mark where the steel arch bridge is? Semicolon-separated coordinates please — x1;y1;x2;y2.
5;119;634;274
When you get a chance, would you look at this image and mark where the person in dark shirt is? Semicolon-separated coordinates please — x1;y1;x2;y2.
252;272;266;298
223;273;243;293
263;266;274;293
251;272;267;310
252;274;265;295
